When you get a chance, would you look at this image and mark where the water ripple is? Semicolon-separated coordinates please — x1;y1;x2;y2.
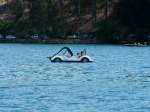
0;44;150;112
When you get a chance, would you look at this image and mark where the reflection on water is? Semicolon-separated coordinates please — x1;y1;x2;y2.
0;44;150;112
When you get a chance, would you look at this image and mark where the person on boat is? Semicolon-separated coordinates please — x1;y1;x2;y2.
134;42;137;45
80;51;84;57
77;49;87;58
77;51;83;58
77;53;80;58
137;42;141;46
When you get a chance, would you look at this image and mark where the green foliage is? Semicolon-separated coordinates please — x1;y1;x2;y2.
0;19;14;34
115;0;150;28
29;0;48;32
2;0;150;41
95;19;120;43
27;0;69;35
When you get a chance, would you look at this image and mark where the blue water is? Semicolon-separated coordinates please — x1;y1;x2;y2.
0;44;150;112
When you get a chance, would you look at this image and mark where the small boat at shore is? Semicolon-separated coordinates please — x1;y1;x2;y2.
124;42;148;47
124;44;147;47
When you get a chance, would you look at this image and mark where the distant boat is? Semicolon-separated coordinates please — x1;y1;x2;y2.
124;42;148;47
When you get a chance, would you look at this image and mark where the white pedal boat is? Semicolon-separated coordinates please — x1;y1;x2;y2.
48;47;93;63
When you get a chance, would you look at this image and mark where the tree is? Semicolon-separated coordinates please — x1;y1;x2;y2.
95;19;120;43
29;0;48;33
26;0;69;35
115;0;150;29
0;19;14;35
10;0;25;20
92;0;97;22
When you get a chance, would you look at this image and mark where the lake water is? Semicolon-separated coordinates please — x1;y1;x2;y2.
0;44;150;112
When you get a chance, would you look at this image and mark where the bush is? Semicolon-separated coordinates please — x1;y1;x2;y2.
0;19;14;35
115;0;150;28
95;19;120;43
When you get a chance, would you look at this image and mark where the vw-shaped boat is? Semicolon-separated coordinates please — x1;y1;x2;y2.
48;47;93;63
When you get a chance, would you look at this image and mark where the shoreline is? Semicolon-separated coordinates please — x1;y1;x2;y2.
0;38;108;44
0;38;149;45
